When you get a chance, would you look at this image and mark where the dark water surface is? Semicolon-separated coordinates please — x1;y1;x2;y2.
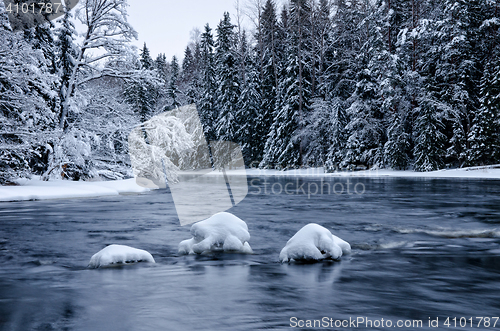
1;176;500;330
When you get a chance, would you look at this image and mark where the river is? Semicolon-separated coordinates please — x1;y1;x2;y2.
1;176;499;330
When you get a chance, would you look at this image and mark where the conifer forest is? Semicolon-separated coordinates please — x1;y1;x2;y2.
1;0;499;184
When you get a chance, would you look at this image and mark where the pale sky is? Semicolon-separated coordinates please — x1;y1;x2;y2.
126;0;252;61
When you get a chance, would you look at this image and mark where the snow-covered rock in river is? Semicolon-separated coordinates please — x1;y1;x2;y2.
279;223;351;262
89;244;155;268
178;212;253;254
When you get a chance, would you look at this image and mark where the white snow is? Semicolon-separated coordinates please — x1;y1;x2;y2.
89;244;155;268
178;212;253;254
279;223;351;263
0;178;150;202
215;165;500;180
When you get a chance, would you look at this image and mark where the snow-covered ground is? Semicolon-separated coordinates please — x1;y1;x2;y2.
222;165;500;179
0;178;150;202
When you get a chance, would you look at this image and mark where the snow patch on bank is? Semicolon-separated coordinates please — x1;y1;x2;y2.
279;223;351;263
218;165;500;179
179;212;253;254
0;178;150;202
89;244;155;268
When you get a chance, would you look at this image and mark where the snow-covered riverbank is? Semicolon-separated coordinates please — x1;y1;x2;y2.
238;165;500;179
0;178;150;202
1;165;500;202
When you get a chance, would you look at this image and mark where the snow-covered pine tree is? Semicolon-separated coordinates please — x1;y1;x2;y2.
261;0;313;169
467;2;500;166
24;22;57;75
392;0;452;172
214;12;240;143
372;0;412;169
383;63;413;170
123;43;160;122
0;24;58;183
384;105;411;170
433;0;484;166
301;1;339;166
237;38;262;165
152;53;169;110
183;46;195;80
325;97;349;171
344;68;385;169
192;42;203;102
320;0;367;170
167;55;181;109
181;46;194;97
303;98;330;166
140;42;154;70
198;24;217;142
181;45;202;105
237;30;248;86
258;0;280;161
413;95;446;171
123;69;159;122
154;53;168;82
468;56;500;165
312;0;332;99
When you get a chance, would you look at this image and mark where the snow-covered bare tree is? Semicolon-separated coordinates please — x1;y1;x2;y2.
58;0;137;129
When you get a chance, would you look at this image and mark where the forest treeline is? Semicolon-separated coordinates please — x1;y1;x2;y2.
0;0;499;184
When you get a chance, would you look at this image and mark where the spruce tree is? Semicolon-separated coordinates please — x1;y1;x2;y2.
237;42;262;165
123;74;158;122
167;55;181;109
124;51;159;122
344;69;385;168
468;57;500;165
214;12;240;143
413;97;446;171
434;0;484;166
140;43;154;70
154;53;168;82
259;0;280;158
199;24;217;142
24;22;57;74
181;45;202;105
262;1;313;169
325;98;349;170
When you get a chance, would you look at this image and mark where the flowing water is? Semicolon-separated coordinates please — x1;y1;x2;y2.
1;176;500;330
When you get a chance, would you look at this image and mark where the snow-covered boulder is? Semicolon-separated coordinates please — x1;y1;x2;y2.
89;244;155;268
279;223;351;263
178;212;253;254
